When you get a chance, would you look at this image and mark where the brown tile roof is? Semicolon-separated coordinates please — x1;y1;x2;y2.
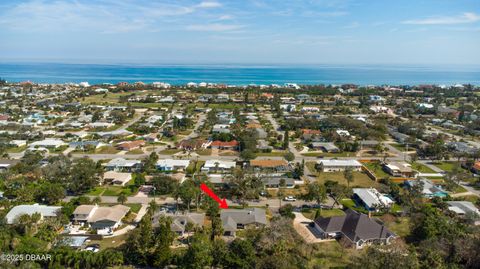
117;140;145;150
211;140;239;147
250;159;288;168
246;123;262;129
302;129;321;135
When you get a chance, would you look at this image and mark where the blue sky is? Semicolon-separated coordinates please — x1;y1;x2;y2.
0;0;479;65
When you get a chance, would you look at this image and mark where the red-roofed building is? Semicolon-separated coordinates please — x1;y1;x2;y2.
473;161;480;175
116;140;145;151
0;115;9;121
210;140;239;150
302;129;322;140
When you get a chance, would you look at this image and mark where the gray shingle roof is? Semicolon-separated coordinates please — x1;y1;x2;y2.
314;209;395;243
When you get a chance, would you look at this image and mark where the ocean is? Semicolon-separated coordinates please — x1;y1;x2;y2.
0;62;479;86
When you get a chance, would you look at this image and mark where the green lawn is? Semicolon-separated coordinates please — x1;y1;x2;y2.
126;149;144;155
309;241;359;268
6;146;27;153
432;162;461;172
363;162;391;178
196;149;212;156
382;216;411;238
102;185;137;196
255;151;289;157
87;187;106;196
316;171;378;188
302;208;345;219
158;149;182;155
390;143;407;151
411;162;436;173
301;151;354;157
95;146;120;154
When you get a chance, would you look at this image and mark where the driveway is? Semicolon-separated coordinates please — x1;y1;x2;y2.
292;212;333;244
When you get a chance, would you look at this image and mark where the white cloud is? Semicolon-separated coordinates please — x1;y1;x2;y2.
402;12;480;25
196;1;222;8
218;15;233;20
186;23;244;32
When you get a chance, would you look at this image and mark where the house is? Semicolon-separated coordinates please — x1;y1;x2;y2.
69;141;106;150
404;178;448;198
249;159;289;172
153;212;205;236
6;204;61;224
311;142;340;153
9;140;27;147
316;160;362;172
177;139;209;150
220;208;267;236
336;129;351;137
301;106;319;113
156;159;191;172
262;177;295;188
103;171;132;186
116;140;145;151
352;188;394;212
104;158;142;172
210;140;239;150
279;104;296;112
302;129;322;140
73;204;130;232
472;161;480;175
29;139;67;149
447;142;478;155
313;209;396;249
383;162;416;178
201;160;236;173
447;201;480;224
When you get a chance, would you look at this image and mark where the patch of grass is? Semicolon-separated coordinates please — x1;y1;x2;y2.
87;187;105;196
102;185;137;196
411;162;436;173
255;151;288;157
382;216;411;238
158;149;182;155
126;149;144;155
302;152;353;157
432;162;460;172
6;146;27;153
95;146;120;154
309;241;358;268
302;208;345;219
316;171;378;188
363;162;390;179
196;149;212;156
391;143;407;151
88;233;128;250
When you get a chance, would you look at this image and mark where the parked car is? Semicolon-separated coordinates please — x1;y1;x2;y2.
284;196;296;201
84;244;100;253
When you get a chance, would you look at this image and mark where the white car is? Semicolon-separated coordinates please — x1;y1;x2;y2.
84;246;100;253
284;196;296;201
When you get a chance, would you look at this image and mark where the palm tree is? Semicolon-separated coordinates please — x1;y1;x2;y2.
343;167;354;188
117;192;127;205
92;196;102;204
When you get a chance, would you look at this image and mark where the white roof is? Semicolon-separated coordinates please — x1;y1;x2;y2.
204;160;236;169
29;139;66;147
317;159;362;167
353;188;393;208
156;159;190;167
105;158;141;167
447;201;480;215
6;204;61;224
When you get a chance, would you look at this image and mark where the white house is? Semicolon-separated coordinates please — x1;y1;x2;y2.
29;139;67;149
202;160;236;173
6;204;61;224
156;159;191;172
103;171;132;186
316;159;362;172
352;188;394;212
73;204;130;233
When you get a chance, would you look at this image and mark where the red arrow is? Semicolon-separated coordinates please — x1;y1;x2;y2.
200;183;228;209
